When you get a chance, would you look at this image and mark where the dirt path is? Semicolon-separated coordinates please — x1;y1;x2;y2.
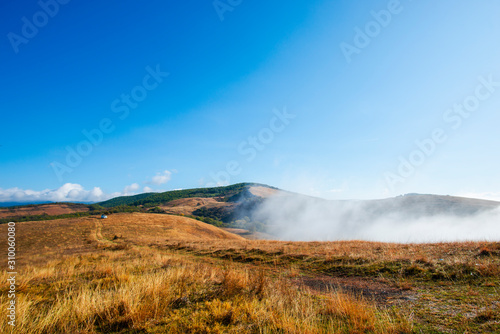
91;218;115;245
291;275;416;306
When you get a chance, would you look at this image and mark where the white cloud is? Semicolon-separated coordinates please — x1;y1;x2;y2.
143;186;154;192
0;181;158;204
0;183;109;203
123;183;140;195
148;170;172;185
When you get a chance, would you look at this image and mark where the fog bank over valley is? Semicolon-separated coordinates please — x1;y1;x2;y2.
253;193;500;242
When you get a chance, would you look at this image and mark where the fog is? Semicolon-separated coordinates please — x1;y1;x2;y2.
254;194;500;243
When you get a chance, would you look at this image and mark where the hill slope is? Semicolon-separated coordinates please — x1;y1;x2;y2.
98;183;248;208
103;212;245;241
0;202;90;219
365;193;500;217
11;212;244;268
98;183;273;208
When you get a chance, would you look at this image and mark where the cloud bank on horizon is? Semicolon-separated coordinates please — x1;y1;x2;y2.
0;180;166;204
0;183;110;203
0;169;177;204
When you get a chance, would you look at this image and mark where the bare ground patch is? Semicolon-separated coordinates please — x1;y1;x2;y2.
291;274;416;306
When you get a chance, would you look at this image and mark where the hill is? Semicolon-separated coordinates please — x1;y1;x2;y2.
95;183;281;233
10;212;244;268
365;193;500;217
97;183;274;208
0;202;90;219
103;212;245;241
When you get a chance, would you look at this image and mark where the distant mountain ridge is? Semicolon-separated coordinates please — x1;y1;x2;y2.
365;194;500;217
2;184;499;236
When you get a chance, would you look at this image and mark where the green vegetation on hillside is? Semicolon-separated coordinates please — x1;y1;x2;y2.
95;192;156;208
98;183;269;208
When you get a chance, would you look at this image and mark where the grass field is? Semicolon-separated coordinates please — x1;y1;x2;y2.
0;203;90;219
1;213;499;333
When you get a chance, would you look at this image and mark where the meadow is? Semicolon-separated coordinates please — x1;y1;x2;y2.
1;213;499;333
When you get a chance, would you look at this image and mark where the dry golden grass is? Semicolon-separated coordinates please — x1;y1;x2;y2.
0;203;89;219
159;237;500;277
0;213;243;268
160;197;235;216
97;212;245;243
247;186;279;198
1;213;499;333
0;247;412;334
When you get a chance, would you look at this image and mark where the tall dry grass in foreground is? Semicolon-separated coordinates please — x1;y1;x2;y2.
0;247;412;334
1;213;498;332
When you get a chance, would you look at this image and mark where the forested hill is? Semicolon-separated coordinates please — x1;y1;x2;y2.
97;183;273;208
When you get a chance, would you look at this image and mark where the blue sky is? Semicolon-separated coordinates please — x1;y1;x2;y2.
1;0;500;203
